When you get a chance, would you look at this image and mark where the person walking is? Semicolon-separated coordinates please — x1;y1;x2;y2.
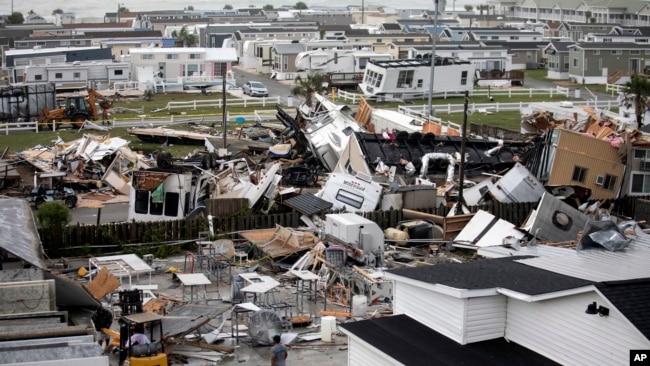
270;334;288;366
91;306;113;353
102;107;109;125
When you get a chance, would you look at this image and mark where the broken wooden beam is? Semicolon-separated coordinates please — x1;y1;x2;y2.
352;265;377;284
320;310;352;318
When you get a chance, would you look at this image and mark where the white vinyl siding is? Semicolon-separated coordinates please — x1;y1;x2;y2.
465;296;507;343
393;281;465;343
505;292;650;366
347;336;401;366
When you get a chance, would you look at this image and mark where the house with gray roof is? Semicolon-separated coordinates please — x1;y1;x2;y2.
271;43;306;80
468;28;545;42
544;41;574;79
485;41;548;69
342;229;650;366
568;42;650;84
14;35;93;50
489;0;650;27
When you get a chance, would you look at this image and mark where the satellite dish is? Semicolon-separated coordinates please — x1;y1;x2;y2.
466;109;474;116
248;309;283;346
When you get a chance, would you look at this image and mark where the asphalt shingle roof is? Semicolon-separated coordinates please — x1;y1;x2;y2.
597;279;650;340
388;256;593;295
340;314;561;366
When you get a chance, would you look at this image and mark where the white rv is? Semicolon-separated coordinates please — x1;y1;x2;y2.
359;57;476;100
128;166;212;222
295;49;393;74
317;171;383;213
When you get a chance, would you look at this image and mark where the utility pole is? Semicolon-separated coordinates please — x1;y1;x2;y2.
456;90;469;215
426;0;439;119
222;68;227;149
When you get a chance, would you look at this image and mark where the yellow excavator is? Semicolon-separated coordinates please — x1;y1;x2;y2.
38;88;113;129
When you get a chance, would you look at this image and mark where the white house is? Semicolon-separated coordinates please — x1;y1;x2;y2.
128;47;238;85
341;229;650;365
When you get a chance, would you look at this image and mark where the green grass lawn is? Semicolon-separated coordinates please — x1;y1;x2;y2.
0;126;219;158
0;89;601;156
111;91;280;120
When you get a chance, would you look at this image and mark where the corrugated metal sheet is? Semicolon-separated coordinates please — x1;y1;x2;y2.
0;198;46;269
347;337;401;366
464;296;507;343
478;244;580;259
513;232;650;282
282;193;333;216
394;281;465;343
506;292;650;366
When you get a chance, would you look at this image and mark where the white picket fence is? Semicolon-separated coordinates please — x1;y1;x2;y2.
162;96;281;111
336;86;572;104
0;121;39;135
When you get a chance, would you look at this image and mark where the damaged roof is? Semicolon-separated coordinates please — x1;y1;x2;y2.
340;314;560;366
0;198;46;269
386;256;593;296
355;132;529;176
510;232;650;282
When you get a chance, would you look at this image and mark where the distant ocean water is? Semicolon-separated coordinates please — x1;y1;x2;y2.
9;0;477;21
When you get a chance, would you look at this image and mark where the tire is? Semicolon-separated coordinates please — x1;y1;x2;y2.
65;197;76;209
34;197;45;209
71;114;86;128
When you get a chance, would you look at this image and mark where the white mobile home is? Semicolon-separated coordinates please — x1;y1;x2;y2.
22;61;130;90
295;49;393;74
360;57;475;100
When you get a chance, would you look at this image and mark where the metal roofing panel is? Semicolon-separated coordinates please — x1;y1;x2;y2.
514;233;650;282
0;198;46;269
283;193;333;216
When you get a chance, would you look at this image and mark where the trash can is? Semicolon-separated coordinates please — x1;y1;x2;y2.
286;96;293;107
574;89;581;99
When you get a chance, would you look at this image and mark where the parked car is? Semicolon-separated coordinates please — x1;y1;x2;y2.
243;81;269;97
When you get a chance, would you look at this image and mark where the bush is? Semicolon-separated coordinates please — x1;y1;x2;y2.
35;202;71;257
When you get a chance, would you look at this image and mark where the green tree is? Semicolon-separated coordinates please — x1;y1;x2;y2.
477;4;489;15
172;25;197;47
291;73;326;108
294;1;308;10
52;8;64;15
464;5;473;12
118;6;129;13
6;12;25;24
28;10;35;15
186;5;194;10
623;74;650;130
224;4;233;10
36;202;71;257
263;4;274;10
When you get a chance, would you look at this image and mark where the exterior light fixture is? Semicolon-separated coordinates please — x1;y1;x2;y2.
585;302;609;317
585;302;598;315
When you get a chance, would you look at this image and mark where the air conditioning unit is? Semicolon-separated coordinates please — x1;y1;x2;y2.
356;171;372;183
595;175;604;186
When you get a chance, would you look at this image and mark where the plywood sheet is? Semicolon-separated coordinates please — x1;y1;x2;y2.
85;267;121;300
